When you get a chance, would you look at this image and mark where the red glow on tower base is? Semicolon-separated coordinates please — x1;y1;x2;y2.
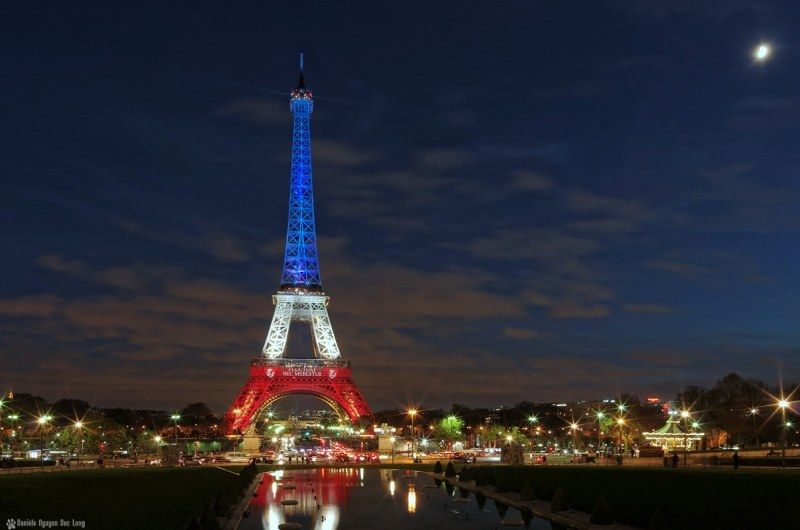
225;359;372;434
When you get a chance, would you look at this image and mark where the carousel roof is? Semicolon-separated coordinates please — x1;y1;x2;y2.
643;419;704;438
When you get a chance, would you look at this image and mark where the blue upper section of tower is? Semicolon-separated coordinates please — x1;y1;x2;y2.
280;57;322;291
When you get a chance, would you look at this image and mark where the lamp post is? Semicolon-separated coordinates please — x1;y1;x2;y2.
37;415;52;471
8;413;19;453
750;408;760;448
680;410;691;467
407;409;417;459
171;413;181;447
390;436;396;464
595;411;605;453
778;399;789;468
73;421;84;465
616;417;626;455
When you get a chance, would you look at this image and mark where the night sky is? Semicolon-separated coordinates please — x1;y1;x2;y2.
1;2;799;413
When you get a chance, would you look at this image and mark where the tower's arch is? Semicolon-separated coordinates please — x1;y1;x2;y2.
225;360;371;435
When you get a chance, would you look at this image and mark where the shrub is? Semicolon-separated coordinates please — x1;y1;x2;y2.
213;492;231;517
445;461;456;477
186;518;201;530
647;508;670;530
520;481;536;501
495;500;509;518
494;472;512;493
589;495;614;525
433;461;443;474
475;491;487;510
550;487;568;512
199;502;221;530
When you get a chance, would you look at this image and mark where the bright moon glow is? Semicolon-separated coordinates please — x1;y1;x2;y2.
754;43;771;61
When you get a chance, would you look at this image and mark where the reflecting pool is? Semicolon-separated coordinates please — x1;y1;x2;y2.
238;467;550;529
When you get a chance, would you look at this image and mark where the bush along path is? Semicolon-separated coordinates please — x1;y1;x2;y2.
439;463;640;530
185;463;261;530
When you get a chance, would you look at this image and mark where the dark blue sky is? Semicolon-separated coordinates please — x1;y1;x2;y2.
1;2;798;412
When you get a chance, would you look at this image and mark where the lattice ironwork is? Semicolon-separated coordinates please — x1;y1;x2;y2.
225;57;372;435
280;65;320;289
225;360;372;434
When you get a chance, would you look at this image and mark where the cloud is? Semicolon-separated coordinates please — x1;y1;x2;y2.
622;303;673;314
477;143;570;162
509;169;554;192
0;295;61;318
204;230;251;263
646;260;710;278
501;326;540;340
36;255;88;276
216;97;286;125
414;148;473;170
314;139;376;167
115;220;254;264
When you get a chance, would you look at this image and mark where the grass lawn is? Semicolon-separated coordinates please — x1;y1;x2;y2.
0;467;237;530
469;465;800;529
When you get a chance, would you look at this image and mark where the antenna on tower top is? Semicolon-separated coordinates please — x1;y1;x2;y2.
297;52;306;88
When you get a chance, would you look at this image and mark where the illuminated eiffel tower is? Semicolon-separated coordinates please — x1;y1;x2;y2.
225;55;372;436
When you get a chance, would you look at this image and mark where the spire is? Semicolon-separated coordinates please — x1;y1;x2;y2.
282;55;320;291
297;52;306;88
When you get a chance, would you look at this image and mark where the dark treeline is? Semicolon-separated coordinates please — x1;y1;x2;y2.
3;372;796;450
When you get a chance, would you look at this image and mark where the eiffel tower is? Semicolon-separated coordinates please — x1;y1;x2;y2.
225;55;372;437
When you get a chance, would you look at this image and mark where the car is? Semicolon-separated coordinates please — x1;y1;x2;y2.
224;452;251;463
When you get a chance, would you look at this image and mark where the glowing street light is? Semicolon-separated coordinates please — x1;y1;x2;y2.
171;413;181;445
753;43;772;62
680;410;690;419
36;415;52;469
407;408;418;457
776;396;792;467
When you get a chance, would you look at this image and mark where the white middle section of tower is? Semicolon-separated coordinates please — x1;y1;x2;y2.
261;292;341;359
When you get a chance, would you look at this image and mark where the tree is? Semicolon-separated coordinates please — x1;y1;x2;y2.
436;415;465;448
181;403;216;422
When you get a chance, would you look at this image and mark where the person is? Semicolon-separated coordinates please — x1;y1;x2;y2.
542;454;547;465
288;455;293;464
671;453;678;468
663;455;669;467
733;450;739;469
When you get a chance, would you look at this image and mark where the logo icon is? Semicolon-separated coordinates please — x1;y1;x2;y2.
266;368;275;378
7;519;16;530
328;369;337;379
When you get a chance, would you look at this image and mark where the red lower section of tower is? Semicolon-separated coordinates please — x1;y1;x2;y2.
224;359;372;435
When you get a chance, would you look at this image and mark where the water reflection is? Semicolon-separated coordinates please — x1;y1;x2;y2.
238;467;550;530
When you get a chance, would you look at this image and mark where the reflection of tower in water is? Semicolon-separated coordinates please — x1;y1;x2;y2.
252;468;363;529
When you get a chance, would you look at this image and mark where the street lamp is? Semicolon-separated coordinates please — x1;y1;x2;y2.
390;436;396;464
73;420;85;461
407;408;418;459
171;414;181;446
616;417;626;454
778;399;790;468
749;408;760;448
596;411;605;452
679;410;690;467
37;414;52;470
